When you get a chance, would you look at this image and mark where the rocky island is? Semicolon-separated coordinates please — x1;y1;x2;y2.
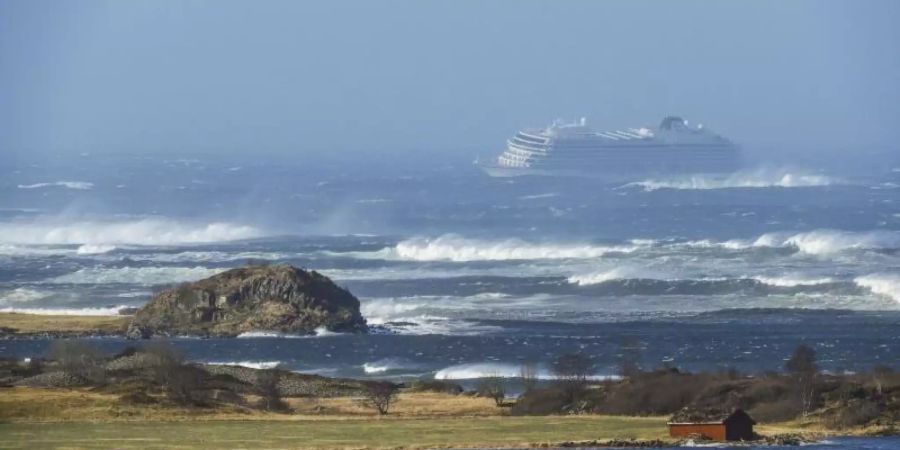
125;264;367;338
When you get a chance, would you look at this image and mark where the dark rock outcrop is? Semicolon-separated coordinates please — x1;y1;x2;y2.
126;265;367;338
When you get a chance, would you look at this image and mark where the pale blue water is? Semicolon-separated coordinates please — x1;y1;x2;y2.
1;154;899;381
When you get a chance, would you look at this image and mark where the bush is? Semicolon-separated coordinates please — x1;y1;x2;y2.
825;399;882;429
47;340;106;384
256;368;289;412
476;376;506;406
405;379;463;394
361;381;399;415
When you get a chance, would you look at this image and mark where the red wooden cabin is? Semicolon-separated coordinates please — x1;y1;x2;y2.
667;408;756;441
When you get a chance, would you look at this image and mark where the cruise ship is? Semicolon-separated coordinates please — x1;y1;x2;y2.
477;116;741;179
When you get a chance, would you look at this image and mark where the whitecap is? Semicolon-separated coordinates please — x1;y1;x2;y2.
624;168;835;191
361;234;640;262
0;217;261;246
434;362;618;381
0;305;131;316
206;361;281;370
753;229;900;255
855;274;900;303
751;276;836;287
0;288;51;304
76;244;117;255
48;266;226;285
17;181;94;190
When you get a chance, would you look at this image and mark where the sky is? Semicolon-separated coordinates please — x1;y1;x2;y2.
1;0;899;161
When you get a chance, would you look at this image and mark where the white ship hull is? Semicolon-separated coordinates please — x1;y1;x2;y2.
479;116;742;180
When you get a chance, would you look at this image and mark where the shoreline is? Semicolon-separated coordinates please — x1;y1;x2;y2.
0;312;131;339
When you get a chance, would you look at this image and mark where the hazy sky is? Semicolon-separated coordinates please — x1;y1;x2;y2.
2;0;899;159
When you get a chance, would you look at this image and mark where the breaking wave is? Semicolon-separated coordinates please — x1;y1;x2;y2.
76;244;117;255
751;276;836;287
0;288;51;304
206;361;281;370
0;305;131;316
625;169;835;191
48;266;226;285
0;217;261;246
434;362;618;381
855;274;900;303
568;267;667;286
17;181;94;190
365;234;640;262
752;229;900;255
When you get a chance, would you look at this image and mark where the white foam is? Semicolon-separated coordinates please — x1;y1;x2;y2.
48;266;226;285
0;288;51;304
434;362;618;381
0;305;130;316
362;358;417;374
17;181;94;190
625;169;835;191
206;361;281;370
567;266;666;286
855;274;900;303
361;298;425;325
127;250;286;263
375;234;639;262
236;331;306;338
752;276;836;287
76;244;117;255
753;229;900;255
0;217;261;246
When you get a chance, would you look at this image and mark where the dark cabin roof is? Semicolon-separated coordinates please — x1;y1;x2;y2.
669;407;756;425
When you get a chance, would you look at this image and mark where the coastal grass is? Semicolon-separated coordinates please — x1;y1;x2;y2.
0;388;669;449
0;313;129;335
0;416;669;449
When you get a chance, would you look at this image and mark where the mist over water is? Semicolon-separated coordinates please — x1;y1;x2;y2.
2;1;900;392
1;154;899;378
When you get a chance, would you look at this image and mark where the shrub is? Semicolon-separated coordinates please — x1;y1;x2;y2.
256;368;289;412
476;376;506;406
47;340;106;384
361;381;399;415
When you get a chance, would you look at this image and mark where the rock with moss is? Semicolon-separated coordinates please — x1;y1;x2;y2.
126;265;367;338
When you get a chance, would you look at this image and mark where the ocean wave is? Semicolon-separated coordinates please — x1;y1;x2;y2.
751;276;836;287
753;229;900;255
77;244;117;255
367;234;640;262
129;250;287;263
855;274;900;303
48;266;226;285
624;169;835;191
0;305;130;316
0;288;51;304
0;217;261;246
433;362;618;381
17;181;94;190
568;267;667;286
206;361;281;370
362;358;421;374
236;331;307;338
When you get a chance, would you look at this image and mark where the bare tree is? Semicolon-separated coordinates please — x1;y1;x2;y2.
552;352;592;403
520;361;539;394
361;381;399;415
143;341;205;406
617;339;643;378
785;344;818;418
872;365;893;396
477;375;506;406
48;340;106;384
257;367;289;412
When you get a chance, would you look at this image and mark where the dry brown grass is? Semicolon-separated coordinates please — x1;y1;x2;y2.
0;313;129;335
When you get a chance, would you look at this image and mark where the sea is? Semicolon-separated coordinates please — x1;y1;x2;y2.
1;152;899;386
